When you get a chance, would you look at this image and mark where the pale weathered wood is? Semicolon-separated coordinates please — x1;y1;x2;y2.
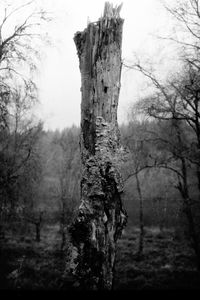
69;2;127;290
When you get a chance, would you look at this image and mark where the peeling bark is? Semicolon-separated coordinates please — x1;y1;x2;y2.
69;3;127;290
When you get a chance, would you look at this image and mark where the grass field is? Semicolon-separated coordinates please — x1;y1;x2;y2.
0;224;200;290
114;227;200;290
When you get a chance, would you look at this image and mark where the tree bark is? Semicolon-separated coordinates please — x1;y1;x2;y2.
69;3;127;290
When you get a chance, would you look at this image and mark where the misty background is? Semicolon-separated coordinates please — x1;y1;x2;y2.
33;0;175;130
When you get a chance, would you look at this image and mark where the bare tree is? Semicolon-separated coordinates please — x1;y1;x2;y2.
51;128;80;251
127;70;200;269
0;0;51;234
123;4;200;261
70;2;127;290
121;120;149;258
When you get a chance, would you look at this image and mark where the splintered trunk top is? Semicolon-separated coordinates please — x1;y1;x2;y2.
74;14;123;156
70;3;127;290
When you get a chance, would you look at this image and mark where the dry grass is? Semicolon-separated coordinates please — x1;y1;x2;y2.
114;226;200;290
1;224;200;290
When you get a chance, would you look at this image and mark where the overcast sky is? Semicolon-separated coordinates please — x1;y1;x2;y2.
33;0;175;130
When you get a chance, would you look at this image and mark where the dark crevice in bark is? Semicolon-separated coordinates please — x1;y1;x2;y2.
82;117;96;155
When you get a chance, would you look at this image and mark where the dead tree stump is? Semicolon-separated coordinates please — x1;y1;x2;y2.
69;2;127;290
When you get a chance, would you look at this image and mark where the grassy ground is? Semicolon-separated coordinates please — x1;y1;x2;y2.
114;227;200;290
0;224;200;290
0;224;73;290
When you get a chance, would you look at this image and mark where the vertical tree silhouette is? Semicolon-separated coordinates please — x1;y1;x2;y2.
70;2;127;290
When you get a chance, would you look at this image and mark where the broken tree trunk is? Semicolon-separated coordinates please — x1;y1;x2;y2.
69;2;127;290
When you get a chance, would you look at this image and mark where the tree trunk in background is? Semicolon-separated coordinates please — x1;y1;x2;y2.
135;172;144;257
60;210;66;251
35;212;43;242
69;3;127;290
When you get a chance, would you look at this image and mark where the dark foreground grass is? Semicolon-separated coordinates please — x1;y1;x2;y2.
0;224;200;290
114;226;200;290
0;224;74;290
